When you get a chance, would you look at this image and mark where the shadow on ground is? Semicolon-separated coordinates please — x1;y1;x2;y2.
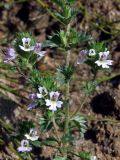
0;97;17;123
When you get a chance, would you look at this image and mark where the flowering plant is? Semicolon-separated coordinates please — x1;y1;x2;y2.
2;0;113;160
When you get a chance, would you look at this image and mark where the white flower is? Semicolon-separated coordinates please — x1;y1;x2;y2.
95;50;113;68
19;37;34;52
45;91;63;111
34;43;46;59
89;49;96;56
90;156;97;160
25;128;39;141
36;86;48;99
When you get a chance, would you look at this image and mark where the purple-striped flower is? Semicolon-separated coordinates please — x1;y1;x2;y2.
77;50;88;64
34;43;46;59
45;91;63;111
27;93;37;110
95;50;113;68
36;86;48;99
25;128;39;141
19;37;34;52
27;102;37;111
29;93;37;101
17;140;32;152
4;48;16;63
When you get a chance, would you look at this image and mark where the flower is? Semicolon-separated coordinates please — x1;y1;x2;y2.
89;49;96;56
29;93;37;101
4;48;16;63
19;37;34;51
95;50;113;68
90;156;97;160
76;50;88;64
27;93;38;110
36;86;48;99
45;91;63;111
27;102;37;110
17;140;32;152
34;43;46;59
25;128;39;141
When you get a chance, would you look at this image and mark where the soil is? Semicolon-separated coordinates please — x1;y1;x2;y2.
0;0;120;159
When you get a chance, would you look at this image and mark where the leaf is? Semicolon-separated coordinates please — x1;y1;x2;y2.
20;152;30;160
42;137;58;146
82;80;99;95
56;71;65;85
53;156;67;160
0;138;5;145
43;33;61;48
29;70;56;91
55;8;77;25
30;140;41;147
71;115;86;137
18;120;35;135
39;117;53;132
89;41;107;54
78;151;91;160
66;0;75;4
43;40;59;48
51;0;65;8
68;29;91;48
56;65;74;84
61;133;74;143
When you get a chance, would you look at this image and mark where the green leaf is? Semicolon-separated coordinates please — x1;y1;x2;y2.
61;133;74;143
18;120;35;135
82;80;98;95
66;0;75;4
56;71;65;85
0;138;5;145
42;137;57;146
39;115;53;132
51;0;65;8
56;65;74;84
71;115;86;137
43;33;61;48
78;151;91;160
30;140;41;147
89;41;107;54
55;8;77;25
53;156;67;160
29;70;56;91
68;29;91;48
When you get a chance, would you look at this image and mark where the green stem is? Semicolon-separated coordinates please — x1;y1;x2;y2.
52;112;60;142
64;81;70;135
71;96;87;118
72;113;120;125
63;50;71;158
35;0;65;25
13;61;29;81
98;73;120;83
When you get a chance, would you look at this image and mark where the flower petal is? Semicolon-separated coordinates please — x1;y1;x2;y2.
19;45;34;52
56;101;63;108
27;102;37;110
45;99;52;106
36;93;43;98
22;37;31;46
48;105;57;111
